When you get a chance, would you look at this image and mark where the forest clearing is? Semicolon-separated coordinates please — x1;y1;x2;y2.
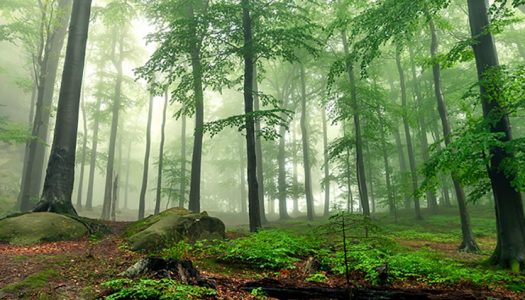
1;0;525;299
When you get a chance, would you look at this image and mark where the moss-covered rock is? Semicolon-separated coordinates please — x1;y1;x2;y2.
127;209;225;252
0;212;88;245
123;207;192;238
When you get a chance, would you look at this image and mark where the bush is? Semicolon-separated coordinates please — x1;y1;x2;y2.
102;278;216;300
218;229;320;269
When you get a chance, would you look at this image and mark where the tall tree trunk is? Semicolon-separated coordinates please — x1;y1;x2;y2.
111;175;118;221
33;0;92;214
395;47;422;220
20;0;72;211
242;0;262;232
178;111;187;208
429;17;479;252
138;95;154;220
239;135;247;214
277;110;289;220
124;139;131;209
76;88;88;209
253;66;268;223
341;32;370;216
377;105;395;215
408;46;438;212
85;97;101;211
393;126;410;209
467;0;525;268
364;140;375;214
101;31;124;220
322;109;330;216
299;64;315;221
292;124;299;214
187;2;207;213
155;90;169;214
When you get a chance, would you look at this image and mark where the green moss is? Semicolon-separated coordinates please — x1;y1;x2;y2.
1;269;59;292
122;207;191;238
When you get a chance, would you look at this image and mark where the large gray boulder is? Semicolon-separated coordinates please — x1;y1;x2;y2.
0;212;88;245
127;209;225;252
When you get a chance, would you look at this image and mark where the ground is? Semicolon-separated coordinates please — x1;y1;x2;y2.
0;206;524;299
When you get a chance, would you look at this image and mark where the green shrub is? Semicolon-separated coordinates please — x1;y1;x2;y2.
102;278;216;300
161;241;192;260
218;229;320;269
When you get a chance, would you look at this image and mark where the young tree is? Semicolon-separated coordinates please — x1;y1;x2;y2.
138;95;154;219
33;0;93;214
154;90;169;214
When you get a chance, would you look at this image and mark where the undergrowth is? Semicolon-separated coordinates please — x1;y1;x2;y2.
101;278;216;300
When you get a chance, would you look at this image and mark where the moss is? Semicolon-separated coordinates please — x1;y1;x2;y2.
122;207;191;238
1;269;59;292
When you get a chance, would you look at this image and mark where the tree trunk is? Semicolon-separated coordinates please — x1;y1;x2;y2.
242;0;262;232
395;47;422;220
124;139;131;210
467;0;525;268
101;31;124;220
341;32;370;216
429;17;479;252
76;88;88;209
187;2;207;213
179;111;187;208
253;66;268;223
322;109;330;217
138;95;154;220
292;124;299;214
299;64;315;221
364;141;375;214
408;46;438;212
277;110;289;220
111;175;118;221
33;0;92;214
20;0;72;211
377;105;395;216
239;135;247;214
85;97;101;211
155;90;169;214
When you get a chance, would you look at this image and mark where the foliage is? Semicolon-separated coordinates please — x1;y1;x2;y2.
217;229;320;269
0;116;29;144
161;241;192;261
102;278;216;300
305;272;328;283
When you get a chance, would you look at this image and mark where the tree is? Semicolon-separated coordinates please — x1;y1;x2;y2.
467;0;525;269
33;0;93;214
18;0;72;211
154;90;169;214
299;64;315;221
138;94;154;220
242;0;262;232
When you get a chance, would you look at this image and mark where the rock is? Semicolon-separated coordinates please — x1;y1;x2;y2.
0;212;88;245
127;209;225;252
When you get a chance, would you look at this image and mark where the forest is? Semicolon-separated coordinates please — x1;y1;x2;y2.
0;0;525;299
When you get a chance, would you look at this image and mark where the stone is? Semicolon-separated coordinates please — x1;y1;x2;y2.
0;212;88;245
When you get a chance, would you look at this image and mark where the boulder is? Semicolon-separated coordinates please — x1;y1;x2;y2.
127;209;225;252
0;212;88;245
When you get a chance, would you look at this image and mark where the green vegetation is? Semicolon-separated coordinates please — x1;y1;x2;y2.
101;278;217;300
1;269;59;293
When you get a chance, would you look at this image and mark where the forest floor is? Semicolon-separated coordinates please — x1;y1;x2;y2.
0;206;524;299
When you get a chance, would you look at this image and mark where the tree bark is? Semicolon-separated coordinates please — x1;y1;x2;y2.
239;135;247;214
155;90;169;214
253;66;268;223
467;0;525;268
187;1;207;213
76;88;88;209
85;97;101;211
277;106;289;220
429;17;479;252
322;109;330;216
395;47;422;220
242;0;262;232
101;30;124;220
408;45;438;212
341;32;370;216
33;0;92;214
292;124;299;214
124;139;131;210
179;111;187;208
20;0;72;211
299;64;315;221
364;140;375;214
377;105;395;215
138;95;154;220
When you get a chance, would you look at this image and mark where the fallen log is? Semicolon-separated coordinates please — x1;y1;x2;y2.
242;279;495;300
